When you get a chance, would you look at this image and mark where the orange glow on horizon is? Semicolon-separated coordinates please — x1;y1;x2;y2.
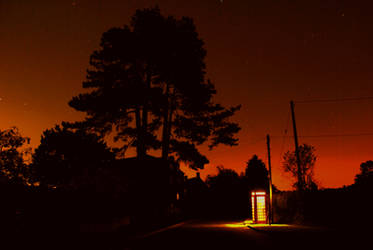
1;1;373;192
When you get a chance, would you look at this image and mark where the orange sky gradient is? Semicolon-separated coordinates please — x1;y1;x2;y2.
1;0;373;190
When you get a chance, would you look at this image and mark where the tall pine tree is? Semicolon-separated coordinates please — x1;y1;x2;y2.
69;7;240;169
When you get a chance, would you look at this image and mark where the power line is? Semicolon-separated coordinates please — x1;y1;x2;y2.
300;133;373;138
272;133;373;138
273;98;373;139
295;96;373;104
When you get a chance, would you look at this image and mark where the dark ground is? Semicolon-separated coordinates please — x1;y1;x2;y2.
125;220;370;250
15;219;371;250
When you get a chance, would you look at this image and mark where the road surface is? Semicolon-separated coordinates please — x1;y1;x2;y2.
26;219;369;250
120;220;368;250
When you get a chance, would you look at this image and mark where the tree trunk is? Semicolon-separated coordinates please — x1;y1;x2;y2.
139;69;151;158
135;107;144;159
165;99;174;156
161;84;170;160
141;106;148;158
162;86;175;160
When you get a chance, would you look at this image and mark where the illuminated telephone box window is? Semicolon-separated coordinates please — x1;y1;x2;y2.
251;191;267;224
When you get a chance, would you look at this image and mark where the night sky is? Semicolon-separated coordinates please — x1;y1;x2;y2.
1;0;373;190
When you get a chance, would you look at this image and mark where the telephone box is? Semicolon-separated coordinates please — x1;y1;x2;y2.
251;191;267;224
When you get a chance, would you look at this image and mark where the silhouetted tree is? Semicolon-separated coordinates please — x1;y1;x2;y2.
282;144;317;190
32;123;116;189
354;160;373;188
244;155;269;191
184;172;208;218
206;166;247;218
0;127;31;231
207;167;240;189
0;126;31;184
69;7;240;170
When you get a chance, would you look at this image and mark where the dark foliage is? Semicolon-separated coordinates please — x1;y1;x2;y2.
0;126;31;185
69;7;240;169
32;122;116;189
273;187;373;229
206;167;248;218
282;144;318;190
244;155;269;191
354;160;373;188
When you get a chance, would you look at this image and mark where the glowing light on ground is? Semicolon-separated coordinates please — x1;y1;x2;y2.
247;223;290;227
224;222;249;228
224;219;290;229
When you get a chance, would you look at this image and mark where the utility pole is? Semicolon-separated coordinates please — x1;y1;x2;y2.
290;100;304;191
266;134;273;225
